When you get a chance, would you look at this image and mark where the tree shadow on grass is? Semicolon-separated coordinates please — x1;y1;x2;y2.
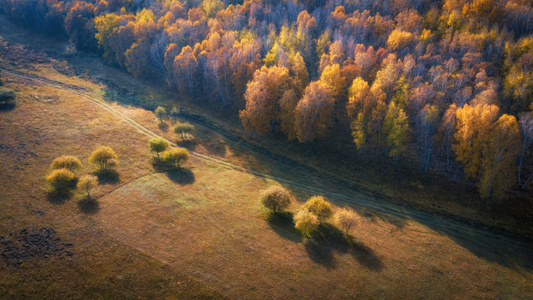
266;211;302;243
355;193;533;272
167;168;195;185
348;237;384;272
0;103;15;111
152;159;170;172
357;206;407;230
158;122;169;132
46;190;73;204
305;223;383;271
152;160;195;185
265;214;380;270
312;223;350;251
304;239;336;269
179;139;198;151
45;177;78;204
78;196;100;214
201;139;227;158
94;169;120;185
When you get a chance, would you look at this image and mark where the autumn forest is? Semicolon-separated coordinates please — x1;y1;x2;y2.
2;0;533;202
2;0;533;297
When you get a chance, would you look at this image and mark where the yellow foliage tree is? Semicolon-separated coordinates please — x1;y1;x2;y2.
462;0;499;22
479;114;522;199
387;29;414;51
163;147;189;170
174;121;195;139
368;96;387;149
155;106;167;123
46;169;75;191
77;174;99;198
51;155;82;172
290;52;309;96
199;0;224;18
300;196;333;221
352;112;366;150
294;209;320;237
334;208;359;235
89;146;118;171
346;77;371;119
320;63;346;102
383;101;409;161
374;55;400;94
263;42;283;67
453;103;499;178
149;137;170;160
260;186;293;213
94;13;120;62
347;77;374;150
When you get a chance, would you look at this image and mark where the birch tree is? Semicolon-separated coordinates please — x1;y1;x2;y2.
294;81;334;143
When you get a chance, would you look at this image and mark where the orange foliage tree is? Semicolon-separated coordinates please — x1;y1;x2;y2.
239;66;290;134
294;81;334;143
174;45;198;96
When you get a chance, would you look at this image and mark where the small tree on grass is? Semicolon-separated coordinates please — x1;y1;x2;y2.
51;155;82;171
294;209;320;237
77;174;98;198
149;137;169;160
163;147;189;170
334;208;359;235
155;106;167;123
170;106;180;120
301;196;333;221
89;146;118;171
0;87;16;103
46;168;74;191
260;186;293;213
174;121;195;139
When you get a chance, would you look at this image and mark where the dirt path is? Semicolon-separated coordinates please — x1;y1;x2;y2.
2;66;533;272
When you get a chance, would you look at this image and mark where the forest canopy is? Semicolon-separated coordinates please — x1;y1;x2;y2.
2;0;533;199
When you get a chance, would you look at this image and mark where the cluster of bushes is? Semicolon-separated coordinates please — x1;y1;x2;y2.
260;186;359;238
155;106;195;140
0;71;16;105
0;88;15;103
149;137;189;170
45;146;119;198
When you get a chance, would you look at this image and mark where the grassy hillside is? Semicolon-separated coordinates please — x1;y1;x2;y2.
0;15;532;299
0;78;221;298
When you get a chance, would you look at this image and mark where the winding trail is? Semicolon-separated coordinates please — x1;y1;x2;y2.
2;66;532;269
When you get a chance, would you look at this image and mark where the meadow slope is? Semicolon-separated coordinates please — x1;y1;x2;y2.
0;15;532;299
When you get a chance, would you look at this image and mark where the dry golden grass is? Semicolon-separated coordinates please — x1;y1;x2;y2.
0;17;532;299
95;166;532;299
0;71;531;299
0;77;220;299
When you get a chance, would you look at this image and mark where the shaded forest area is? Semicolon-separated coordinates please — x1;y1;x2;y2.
1;0;533;202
